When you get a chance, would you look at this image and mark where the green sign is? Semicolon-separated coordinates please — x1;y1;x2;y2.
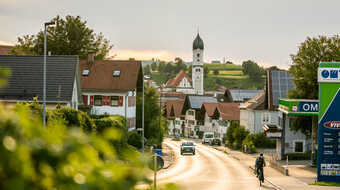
278;99;318;116
317;62;340;182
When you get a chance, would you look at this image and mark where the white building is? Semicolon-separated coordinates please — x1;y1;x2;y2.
164;33;205;95
200;102;240;139
80;54;143;131
165;99;185;136
240;91;280;134
181;96;217;137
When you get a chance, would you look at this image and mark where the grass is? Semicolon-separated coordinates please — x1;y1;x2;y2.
206;63;242;71
310;182;340;187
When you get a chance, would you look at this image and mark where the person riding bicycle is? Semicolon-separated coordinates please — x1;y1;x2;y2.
255;153;266;183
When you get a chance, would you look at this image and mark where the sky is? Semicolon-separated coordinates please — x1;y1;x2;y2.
0;0;339;69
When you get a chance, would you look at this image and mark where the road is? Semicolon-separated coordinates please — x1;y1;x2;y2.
157;139;277;190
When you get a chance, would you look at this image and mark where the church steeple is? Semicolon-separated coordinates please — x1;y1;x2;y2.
193;33;204;50
192;32;204;95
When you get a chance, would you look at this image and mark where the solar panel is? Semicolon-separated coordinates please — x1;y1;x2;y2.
271;71;295;107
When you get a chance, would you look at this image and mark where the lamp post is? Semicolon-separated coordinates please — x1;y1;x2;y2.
142;74;145;156
43;21;55;126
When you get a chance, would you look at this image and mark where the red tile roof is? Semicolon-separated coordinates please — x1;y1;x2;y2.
0;45;13;55
201;102;240;121
202;102;219;116
217;102;240;121
165;100;184;118
165;71;192;88
79;60;142;92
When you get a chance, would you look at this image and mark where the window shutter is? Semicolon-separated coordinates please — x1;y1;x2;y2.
106;96;110;106
90;96;94;105
83;95;88;105
119;96;123;106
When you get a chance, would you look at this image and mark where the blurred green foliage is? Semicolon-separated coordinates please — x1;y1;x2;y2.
0;104;148;190
242;133;276;153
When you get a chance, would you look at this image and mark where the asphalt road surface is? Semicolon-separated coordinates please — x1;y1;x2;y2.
157;139;277;190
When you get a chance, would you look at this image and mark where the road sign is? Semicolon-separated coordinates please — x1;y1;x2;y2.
317;62;340;182
148;155;164;171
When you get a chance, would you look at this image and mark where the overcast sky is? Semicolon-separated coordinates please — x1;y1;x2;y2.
0;0;339;69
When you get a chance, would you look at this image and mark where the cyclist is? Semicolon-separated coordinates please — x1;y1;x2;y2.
255;153;266;183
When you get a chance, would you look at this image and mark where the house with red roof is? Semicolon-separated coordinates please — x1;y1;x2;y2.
199;102;240;139
165;99;185;136
164;71;195;94
79;53;143;131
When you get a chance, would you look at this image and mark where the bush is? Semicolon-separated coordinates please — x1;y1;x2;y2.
242;134;257;153
0;104;147;190
127;131;142;149
50;107;96;132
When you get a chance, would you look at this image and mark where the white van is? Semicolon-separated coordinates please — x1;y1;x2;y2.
202;132;214;144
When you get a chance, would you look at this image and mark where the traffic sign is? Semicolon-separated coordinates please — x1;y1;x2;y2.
148;155;164;171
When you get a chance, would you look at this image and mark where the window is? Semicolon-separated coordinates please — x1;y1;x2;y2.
262;112;270;123
113;70;120;77
196;68;200;72
294;141;304;153
189;120;195;125
175;120;181;125
197;59;200;62
197;53;200;57
188;110;195;116
111;96;119;106
82;70;89;76
94;95;102;106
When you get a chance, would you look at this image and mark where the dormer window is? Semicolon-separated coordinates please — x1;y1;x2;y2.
113;70;120;77
82;70;89;76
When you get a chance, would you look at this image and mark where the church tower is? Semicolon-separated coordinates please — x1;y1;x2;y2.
192;33;204;95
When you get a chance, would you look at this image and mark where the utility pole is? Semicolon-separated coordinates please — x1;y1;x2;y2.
43;21;55;126
142;76;145;156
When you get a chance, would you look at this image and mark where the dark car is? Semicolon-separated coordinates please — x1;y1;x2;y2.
180;142;195;155
210;138;221;146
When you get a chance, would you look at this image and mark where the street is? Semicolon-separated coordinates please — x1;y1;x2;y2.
157;139;277;190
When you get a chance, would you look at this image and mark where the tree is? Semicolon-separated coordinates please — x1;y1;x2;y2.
242;60;262;80
136;85;166;147
289;35;340;99
158;61;166;73
288;35;340;162
151;62;157;71
174;57;187;73
144;65;151;75
10;15;113;60
204;65;209;77
213;69;219;75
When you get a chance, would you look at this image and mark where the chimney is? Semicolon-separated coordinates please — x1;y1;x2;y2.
87;51;95;65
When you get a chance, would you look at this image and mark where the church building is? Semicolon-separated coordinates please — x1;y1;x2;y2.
164;33;205;95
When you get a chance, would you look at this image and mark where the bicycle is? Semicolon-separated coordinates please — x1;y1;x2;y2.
256;167;264;186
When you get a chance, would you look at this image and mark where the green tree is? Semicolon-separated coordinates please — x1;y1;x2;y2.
136;85;166;147
151;62;157;71
158;61;166;73
174;57;187;73
204;65;209;77
288;35;340;155
10;15;113;60
144;65;151;75
0;67;10;87
289;35;340;99
242;60;262;80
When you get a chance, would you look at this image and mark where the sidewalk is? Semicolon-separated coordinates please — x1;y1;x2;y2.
162;142;175;169
215;146;339;190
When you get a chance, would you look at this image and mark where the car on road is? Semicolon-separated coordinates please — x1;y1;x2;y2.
210;138;221;146
180;141;195;155
202;132;214;144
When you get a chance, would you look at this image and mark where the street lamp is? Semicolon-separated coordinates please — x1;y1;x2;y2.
43;21;55;126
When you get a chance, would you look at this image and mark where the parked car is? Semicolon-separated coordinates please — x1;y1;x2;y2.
180;141;195;155
202;132;214;144
210;138;221;146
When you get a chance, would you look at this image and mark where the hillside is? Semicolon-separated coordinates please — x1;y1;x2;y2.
149;63;265;90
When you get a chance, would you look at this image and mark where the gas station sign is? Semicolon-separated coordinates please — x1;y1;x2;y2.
317;62;340;182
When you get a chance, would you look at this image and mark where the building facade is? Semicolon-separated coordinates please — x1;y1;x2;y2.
80;54;143;131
